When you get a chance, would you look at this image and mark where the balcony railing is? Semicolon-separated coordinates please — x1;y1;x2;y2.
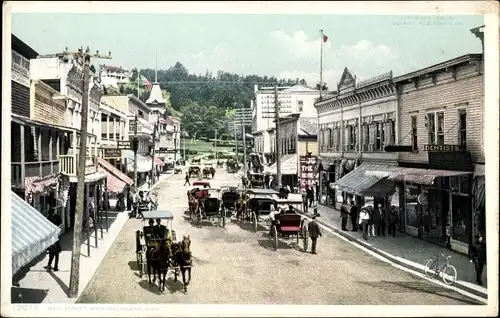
59;155;97;176
11;161;60;186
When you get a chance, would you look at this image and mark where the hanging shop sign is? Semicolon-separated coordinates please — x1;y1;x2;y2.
157;147;176;154
116;140;131;150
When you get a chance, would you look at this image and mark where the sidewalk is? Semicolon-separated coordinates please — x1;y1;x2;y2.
297;204;488;299
11;171;176;304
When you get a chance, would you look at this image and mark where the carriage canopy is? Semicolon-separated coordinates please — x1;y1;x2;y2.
142;210;174;220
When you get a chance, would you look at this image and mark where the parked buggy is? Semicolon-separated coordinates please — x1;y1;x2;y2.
268;197;308;252
239;188;279;232
188;188;225;228
248;172;266;189
189;166;201;178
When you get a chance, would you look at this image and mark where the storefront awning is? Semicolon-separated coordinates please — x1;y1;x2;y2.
152;156;165;167
11;191;61;274
98;167;126;194
473;164;485;178
387;167;472;185
69;171;107;183
333;163;398;197
97;157;134;185
269;154;297;175
122;150;152;173
318;156;338;171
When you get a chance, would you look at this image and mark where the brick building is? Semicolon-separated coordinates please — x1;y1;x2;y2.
386;53;484;254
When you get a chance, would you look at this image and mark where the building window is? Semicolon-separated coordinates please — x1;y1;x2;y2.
427;111;445;146
458;109;466;148
348;125;356;151
405;186;420;228
297;100;303;112
411;115;418;151
328;128;333;150
375;122;383;151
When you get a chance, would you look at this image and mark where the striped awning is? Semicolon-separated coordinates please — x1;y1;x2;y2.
11;191;60;274
387;168;472;185
333;163;398;197
153;156;165;167
98;167;126;194
97;157;133;185
24;173;60;198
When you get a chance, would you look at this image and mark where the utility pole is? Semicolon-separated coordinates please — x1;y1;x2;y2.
150;117;159;185
233;120;239;164
274;84;281;188
69;47;112;298
242;123;247;176
215;129;218;162
173;125;178;167
133;114;138;189
183;131;186;163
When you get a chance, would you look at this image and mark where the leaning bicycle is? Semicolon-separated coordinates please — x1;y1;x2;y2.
424;253;457;285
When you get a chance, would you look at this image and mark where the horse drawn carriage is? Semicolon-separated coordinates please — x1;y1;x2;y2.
237;189;308;251
220;186;240;217
188;165;201;178
202;164;216;179
135;210;193;293
226;158;240;173
248;171;266;189
187;182;225;227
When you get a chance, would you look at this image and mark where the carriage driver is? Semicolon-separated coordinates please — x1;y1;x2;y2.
155;219;172;242
144;219;155;240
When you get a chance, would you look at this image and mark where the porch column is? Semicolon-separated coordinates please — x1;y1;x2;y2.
113;117;117;141
49;130;53;173
107;115;110;140
38;128;42;176
20;125;25;182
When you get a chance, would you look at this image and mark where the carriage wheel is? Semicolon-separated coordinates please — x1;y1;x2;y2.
136;251;143;278
302;225;309;252
252;211;258;232
271;225;278;251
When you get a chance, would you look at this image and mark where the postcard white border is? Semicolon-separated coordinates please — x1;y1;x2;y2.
2;1;498;317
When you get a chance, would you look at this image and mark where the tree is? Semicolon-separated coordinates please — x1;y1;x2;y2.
119;85;125;94
316;82;328;91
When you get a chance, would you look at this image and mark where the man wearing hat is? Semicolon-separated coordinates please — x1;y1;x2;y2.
307;216;322;254
45;209;62;271
469;233;486;286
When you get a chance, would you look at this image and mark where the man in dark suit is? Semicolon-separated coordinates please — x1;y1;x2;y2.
349;201;359;231
307;216;323;254
45;209;62;271
340;201;349;231
155;219;168;240
469;233;486;286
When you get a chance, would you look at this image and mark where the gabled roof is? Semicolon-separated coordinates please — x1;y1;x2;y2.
146;84;165;105
299;117;318;136
12;34;38;59
101;96;130;114
338;67;356;87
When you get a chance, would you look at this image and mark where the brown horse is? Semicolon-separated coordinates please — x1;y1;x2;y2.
171;235;192;293
146;240;170;294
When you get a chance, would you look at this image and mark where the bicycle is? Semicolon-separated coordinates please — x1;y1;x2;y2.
424;253;457;285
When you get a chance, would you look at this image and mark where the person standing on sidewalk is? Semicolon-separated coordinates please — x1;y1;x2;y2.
307;216;322;254
301;189;309;214
184;172;191;186
372;204;381;237
306;186;314;207
388;206;398;237
45;209;62;271
349;200;359;231
377;203;387;236
340;201;349;231
469;233;486;286
367;205;375;237
358;206;371;241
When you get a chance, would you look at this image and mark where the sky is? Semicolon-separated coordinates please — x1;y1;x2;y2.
11;13;484;87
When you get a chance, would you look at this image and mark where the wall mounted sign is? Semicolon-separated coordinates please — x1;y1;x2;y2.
157;147;176;154
423;144;465;152
116;140;131;150
103;148;122;158
299;155;318;190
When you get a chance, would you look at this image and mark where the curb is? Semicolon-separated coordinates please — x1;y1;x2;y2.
295;210;488;300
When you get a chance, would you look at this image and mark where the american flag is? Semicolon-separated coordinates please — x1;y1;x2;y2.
141;75;153;91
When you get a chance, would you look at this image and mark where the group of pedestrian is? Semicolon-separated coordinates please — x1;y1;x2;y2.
301;185;316;214
340;200;399;241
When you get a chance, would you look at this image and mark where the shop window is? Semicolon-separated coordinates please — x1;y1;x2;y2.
297;100;303;112
452;194;470;243
348;125;356;151
411;116;418;151
375;122;383;151
458;109;466;148
427;113;435;144
405;186;420;228
450;175;470;194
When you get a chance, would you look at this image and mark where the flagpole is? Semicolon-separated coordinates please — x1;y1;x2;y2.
319;29;323;100
137;69;140;99
155;47;158;83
